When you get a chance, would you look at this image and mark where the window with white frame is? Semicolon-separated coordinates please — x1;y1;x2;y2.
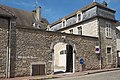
62;20;66;28
106;22;112;38
78;26;82;35
106;46;112;64
76;13;82;22
69;29;73;34
78;14;81;21
60;50;66;55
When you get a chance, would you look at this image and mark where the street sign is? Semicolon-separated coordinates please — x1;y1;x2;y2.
95;46;100;54
80;58;84;65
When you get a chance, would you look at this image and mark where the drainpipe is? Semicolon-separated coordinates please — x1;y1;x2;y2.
98;18;102;69
51;49;54;75
116;51;118;68
73;44;76;73
6;19;12;78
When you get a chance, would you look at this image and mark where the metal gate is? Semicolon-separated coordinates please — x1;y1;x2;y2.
32;64;45;76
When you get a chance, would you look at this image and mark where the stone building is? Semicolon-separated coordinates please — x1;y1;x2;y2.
48;1;117;72
116;22;120;67
0;1;118;78
0;4;49;78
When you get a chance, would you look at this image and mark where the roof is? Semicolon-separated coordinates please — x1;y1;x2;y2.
115;22;120;26
50;2;116;27
116;27;120;31
116;22;120;31
0;4;49;30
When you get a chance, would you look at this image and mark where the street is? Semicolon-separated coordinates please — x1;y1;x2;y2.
50;70;120;80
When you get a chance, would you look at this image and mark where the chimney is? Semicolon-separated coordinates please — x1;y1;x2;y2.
33;6;41;22
36;6;41;22
102;1;107;7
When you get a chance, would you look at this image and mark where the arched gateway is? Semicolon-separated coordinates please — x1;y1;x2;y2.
50;40;76;73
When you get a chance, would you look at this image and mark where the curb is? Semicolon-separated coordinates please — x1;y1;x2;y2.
45;68;120;79
2;68;120;80
87;68;120;74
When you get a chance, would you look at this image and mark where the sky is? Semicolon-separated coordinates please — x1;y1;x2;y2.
0;0;120;24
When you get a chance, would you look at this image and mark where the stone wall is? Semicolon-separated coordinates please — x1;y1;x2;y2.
116;30;120;51
0;17;9;77
10;27;100;77
99;18;117;68
0;18;117;78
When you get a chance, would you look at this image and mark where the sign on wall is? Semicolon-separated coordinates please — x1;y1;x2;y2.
80;58;84;65
95;46;100;54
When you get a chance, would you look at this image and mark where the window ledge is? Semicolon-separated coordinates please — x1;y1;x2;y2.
106;37;112;39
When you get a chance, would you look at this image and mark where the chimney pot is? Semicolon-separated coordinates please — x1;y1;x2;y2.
102;1;107;7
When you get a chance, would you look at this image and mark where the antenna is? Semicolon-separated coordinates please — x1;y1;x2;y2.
93;0;96;2
35;0;38;8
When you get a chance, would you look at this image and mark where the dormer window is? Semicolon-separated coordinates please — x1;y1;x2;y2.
76;12;83;23
63;21;65;27
62;20;66;28
78;14;81;21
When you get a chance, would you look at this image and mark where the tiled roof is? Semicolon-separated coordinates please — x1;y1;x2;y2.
50;2;115;27
0;4;49;30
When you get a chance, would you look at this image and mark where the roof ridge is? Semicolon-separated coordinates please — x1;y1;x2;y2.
0;5;16;17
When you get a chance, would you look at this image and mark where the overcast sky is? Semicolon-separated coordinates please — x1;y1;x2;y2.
0;0;120;23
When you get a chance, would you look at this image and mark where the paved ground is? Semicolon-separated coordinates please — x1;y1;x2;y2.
50;70;120;80
1;68;120;80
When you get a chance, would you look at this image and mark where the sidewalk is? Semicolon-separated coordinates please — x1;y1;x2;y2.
53;68;120;78
1;68;120;80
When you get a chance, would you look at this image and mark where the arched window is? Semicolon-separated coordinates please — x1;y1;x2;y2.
62;20;66;28
76;12;83;23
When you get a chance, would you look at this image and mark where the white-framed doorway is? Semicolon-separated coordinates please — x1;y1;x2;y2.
51;41;76;73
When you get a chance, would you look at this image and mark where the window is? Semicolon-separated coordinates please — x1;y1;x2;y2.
78;14;81;21
76;13;82;23
62;20;66;27
106;46;112;64
106;22;111;38
69;29;73;34
78;26;82;35
60;50;66;55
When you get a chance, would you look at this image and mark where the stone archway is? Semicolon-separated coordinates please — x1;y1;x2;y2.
50;40;76;73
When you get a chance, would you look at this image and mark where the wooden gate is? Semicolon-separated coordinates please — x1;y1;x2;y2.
32;64;45;76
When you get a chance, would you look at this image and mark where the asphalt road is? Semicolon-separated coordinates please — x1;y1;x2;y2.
50;70;120;80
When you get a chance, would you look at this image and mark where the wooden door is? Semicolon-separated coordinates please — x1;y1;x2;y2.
66;45;73;72
32;64;45;76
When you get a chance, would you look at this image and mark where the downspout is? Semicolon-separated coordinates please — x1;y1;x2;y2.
97;6;102;69
98;18;102;69
6;18;12;78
